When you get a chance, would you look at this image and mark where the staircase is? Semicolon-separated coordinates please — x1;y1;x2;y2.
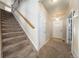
0;9;37;58
0;9;73;58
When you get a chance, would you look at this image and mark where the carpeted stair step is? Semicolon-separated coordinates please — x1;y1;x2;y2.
3;40;30;57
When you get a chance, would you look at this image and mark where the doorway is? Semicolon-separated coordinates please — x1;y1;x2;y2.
52;18;64;40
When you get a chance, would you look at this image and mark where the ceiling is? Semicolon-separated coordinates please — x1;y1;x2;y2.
40;0;71;17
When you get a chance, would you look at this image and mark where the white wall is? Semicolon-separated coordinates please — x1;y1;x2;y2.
1;0;49;51
13;0;48;51
71;0;79;57
72;12;79;58
0;2;5;10
13;0;39;51
38;3;48;49
0;0;13;7
0;0;13;12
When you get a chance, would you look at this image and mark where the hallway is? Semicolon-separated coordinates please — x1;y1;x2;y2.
0;10;73;58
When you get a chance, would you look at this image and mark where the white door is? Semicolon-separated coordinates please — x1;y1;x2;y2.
52;19;64;39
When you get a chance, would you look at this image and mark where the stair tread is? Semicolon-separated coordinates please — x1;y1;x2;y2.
3;36;28;47
2;31;24;35
3;35;27;42
1;25;21;29
2;32;24;39
2;31;23;33
6;45;32;58
1;23;19;25
2;29;23;33
1;24;19;27
1;21;18;22
3;43;31;58
2;28;22;30
3;39;29;52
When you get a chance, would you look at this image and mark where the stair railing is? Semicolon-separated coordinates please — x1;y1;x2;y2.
16;10;35;29
11;0;35;29
0;0;35;29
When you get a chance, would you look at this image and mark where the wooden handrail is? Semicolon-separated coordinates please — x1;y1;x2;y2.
16;10;35;29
